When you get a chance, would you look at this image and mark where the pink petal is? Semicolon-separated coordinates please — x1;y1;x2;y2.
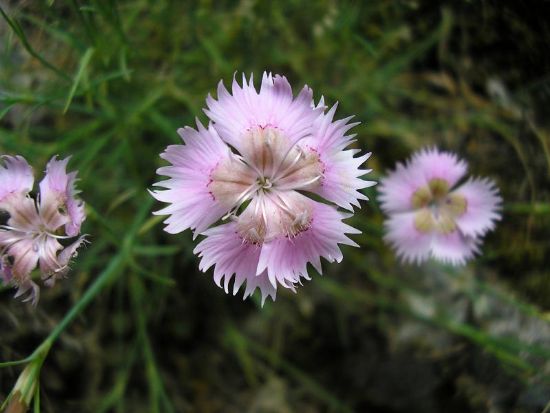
39;155;86;236
14;279;40;306
0;155;34;214
411;147;467;187
317;149;374;210
383;211;432;264
242;270;276;306
44;236;87;287
453;178;502;237
379;162;428;213
37;236;63;276
204;72;322;157
4;196;42;232
430;232;479;266
194;222;277;304
7;237;40;286
256;198;360;287
304;104;375;210
151;121;234;236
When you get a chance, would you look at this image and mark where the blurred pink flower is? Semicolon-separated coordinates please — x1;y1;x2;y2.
0;155;86;305
151;72;374;304
379;148;502;265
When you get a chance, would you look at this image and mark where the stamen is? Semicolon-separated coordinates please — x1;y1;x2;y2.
0;224;31;234
271;144;305;182
268;192;294;216
233;153;264;179
221;182;260;220
276;174;322;191
43;232;77;240
259;177;273;189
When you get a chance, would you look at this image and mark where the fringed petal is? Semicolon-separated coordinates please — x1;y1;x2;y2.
151;121;235;237
194;222;277;305
454;178;502;237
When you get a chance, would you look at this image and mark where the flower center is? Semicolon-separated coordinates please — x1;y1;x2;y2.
258;176;273;190
411;178;467;234
208;127;323;245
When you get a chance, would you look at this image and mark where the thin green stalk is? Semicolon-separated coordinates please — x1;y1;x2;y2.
37;197;154;351
505;202;550;215
130;274;175;413
64;47;95;113
36;249;127;353
0;6;70;81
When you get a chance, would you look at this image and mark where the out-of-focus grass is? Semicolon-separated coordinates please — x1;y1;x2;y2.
0;1;549;412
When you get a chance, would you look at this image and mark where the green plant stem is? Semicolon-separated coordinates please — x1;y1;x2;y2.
33;249;128;358
505;202;550;215
0;6;70;81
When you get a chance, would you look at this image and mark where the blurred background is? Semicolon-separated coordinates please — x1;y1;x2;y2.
0;1;549;412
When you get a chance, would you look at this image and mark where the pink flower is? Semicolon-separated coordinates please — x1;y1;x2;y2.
0;155;86;305
151;73;374;304
379;148;502;265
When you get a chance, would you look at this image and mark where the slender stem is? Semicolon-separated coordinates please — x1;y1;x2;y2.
504;202;550;215
36;250;127;352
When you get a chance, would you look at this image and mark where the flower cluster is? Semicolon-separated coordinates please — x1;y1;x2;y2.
0;155;86;305
151;72;374;303
379;148;501;265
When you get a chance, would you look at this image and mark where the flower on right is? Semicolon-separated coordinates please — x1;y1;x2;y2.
379;148;502;265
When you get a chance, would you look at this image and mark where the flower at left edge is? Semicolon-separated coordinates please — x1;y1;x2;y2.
0;155;87;305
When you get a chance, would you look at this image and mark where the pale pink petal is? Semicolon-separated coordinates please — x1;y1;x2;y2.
43;236;87;287
411;147;467;187
453;178;502;237
39;156;86;236
383;211;432;264
242;270;277;306
4;196;42;232
6;237;40;288
379;162;428;213
304;103;357;153
0;156;34;214
37;236;64;286
317;149;374;210
204;72;322;156
151;121;234;236
14;279;39;306
257;197;360;287
303;104;375;210
194;222;277;304
430;232;479;266
65;181;86;236
0;229;26;250
0;233;40;304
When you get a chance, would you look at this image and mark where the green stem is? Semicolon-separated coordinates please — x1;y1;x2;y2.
34;250;128;355
0;7;71;82
504;202;550;215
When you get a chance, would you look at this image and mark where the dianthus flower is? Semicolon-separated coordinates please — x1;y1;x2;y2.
0;155;86;305
151;72;374;303
379;148;501;265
